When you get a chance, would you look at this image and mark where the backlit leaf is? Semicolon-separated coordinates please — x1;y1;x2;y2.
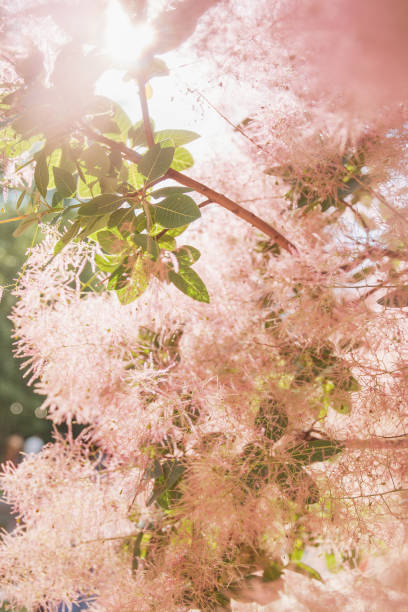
132;234;160;259
97;229;127;254
169;267;209;303
154;130;200;148
288;439;344;464
53;166;76;198
137;143;174;182
16;190;26;210
53;219;81;254
153;194;200;229
174;245;201;267
79;193;125;216
170;147;194;171
150;186;194;200
34;152;49;198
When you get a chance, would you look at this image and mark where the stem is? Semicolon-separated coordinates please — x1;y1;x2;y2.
198;198;212;208
138;76;154;149
0;214;28;224
84;129;298;253
345;437;408;450
340;199;369;230
190;87;265;153
332;487;408;501
354;176;408;227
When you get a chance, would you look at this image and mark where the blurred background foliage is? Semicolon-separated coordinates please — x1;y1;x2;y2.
0;193;52;460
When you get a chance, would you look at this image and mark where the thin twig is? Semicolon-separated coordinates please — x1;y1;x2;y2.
189;87;266;153
354;176;408;227
198;198;212;208
83;129;298;253
331;487;408;501
340;199;369;230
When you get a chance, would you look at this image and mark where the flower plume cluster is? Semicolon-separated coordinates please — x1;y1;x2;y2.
1;0;408;610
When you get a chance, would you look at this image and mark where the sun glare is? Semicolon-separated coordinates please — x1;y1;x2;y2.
105;0;156;63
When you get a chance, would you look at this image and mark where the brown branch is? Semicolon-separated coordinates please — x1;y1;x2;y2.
137;76;154;149
84;129;298;253
345;436;408;450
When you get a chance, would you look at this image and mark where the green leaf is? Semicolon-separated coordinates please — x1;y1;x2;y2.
262;562;282;582
288;439;344;465
255;399;288;442
16;190;26;210
53;219;81;254
95;252;122;273
128;119;151;147
377;287;408;308
132;234;160;259
338;375;360;392
79;193;125;216
157;235;176;250
154;130;200;148
164;225;189;238
97;230;127;254
150;186;194;200
80;144;110;177
34;152;49;198
115;256;149;304
128;163;145;190
78;214;111;239
132;532;144;572
77;177;101;199
112;101;132;139
275;464;320;504
146;460;185;507
108;207;134;231
325;552;340;573
292;562;323;582
133;213;147;233
169;267;209;303
170;147;194;171
331;396;352;415
12;214;38;237
100;176;118;194
153;194;200;229
52;191;63;207
174;245;201;267
46;148;62;189
108;263;126;290
90;97;132;142
91;116;121;134
53;166;76;198
137;143;174;182
148;221;166;236
60;145;76;174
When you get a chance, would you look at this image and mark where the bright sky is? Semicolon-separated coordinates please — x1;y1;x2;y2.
97;0;230;166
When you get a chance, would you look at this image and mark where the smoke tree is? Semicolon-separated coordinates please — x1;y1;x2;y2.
0;0;408;610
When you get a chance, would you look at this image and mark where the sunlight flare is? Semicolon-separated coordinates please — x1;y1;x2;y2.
105;0;156;63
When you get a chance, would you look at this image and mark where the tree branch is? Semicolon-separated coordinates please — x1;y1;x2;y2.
345;436;408;450
137;76;154;149
84;129;298;254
